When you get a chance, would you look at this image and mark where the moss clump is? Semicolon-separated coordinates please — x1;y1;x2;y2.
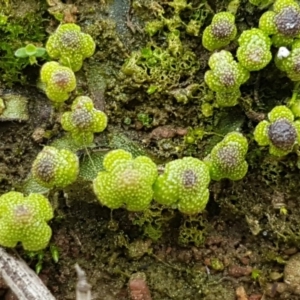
144;0;208;37
61;96;108;146
178;215;207;247
40;61;76;103
93;149;158;211
254;105;300;156
204;132;249;181
131;205;175;242
46;23;95;72
32;146;79;189
0;191;53;251
0;1;47;86
119;41;199;100
153;157;210;215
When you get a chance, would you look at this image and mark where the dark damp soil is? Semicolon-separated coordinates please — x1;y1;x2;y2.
1;0;300;300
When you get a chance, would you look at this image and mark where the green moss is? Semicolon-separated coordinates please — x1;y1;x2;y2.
131;205;175;242
211;258;224;271
169;84;200;104
184;127;205;144
0;1;48;86
137;112;153;128
118;42;200;102
21;174;50;195
178;215;207;247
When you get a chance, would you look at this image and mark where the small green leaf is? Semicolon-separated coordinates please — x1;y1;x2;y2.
14;47;28;58
35;47;46;57
50;245;60;263
25;44;37;56
37;252;44;261
35;261;43;274
25;251;38;259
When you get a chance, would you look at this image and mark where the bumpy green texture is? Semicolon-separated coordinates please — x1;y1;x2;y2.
254;105;300;156
259;0;300;46
237;28;272;71
145;20;164;37
204;51;249;107
93;150;157;211
275;40;300;80
202;12;237;51
46;23;95;72
40;62;76;103
153;157;210;215
205;51;250;92
0;192;53;251
32;146;79;188
119;43;199;100
204;132;248;181
61;96;108;146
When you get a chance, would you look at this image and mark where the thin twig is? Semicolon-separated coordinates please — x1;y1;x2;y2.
0;247;55;300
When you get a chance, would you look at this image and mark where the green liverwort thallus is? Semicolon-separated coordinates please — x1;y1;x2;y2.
93;149;158;211
204;132;249;181
46;23;95;72
32;146;79;189
0;192;53;251
61;96;108;146
40;61;76;103
153;157;211;215
254;105;300;156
